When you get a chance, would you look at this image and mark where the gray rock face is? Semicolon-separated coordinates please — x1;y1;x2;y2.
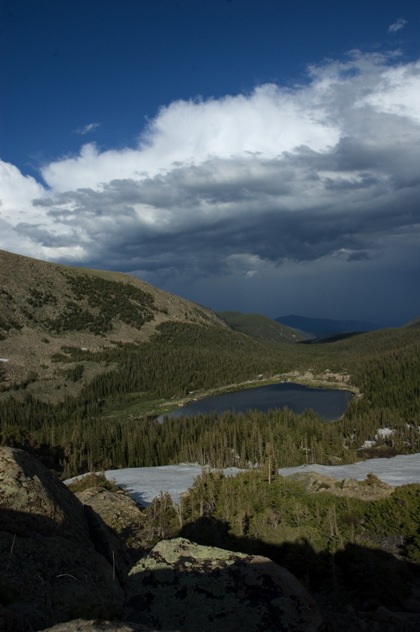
126;537;323;632
0;447;124;631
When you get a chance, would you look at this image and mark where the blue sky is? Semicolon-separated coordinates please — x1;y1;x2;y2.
1;0;420;325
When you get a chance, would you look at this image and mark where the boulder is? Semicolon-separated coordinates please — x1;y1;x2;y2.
126;537;323;632
0;447;124;630
75;487;145;565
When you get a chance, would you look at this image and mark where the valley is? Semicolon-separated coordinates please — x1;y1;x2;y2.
1;249;420;631
1;249;420;476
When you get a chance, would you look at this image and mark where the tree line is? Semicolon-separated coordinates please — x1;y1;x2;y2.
1;321;420;477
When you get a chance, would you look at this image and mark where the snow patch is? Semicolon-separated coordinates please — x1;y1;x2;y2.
67;454;420;508
108;454;420;505
279;453;420;487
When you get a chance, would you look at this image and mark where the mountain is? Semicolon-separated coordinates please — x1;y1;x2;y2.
0;249;226;395
218;311;305;344
275;314;380;339
1;250;303;417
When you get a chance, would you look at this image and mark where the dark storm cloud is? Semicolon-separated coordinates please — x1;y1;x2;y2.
1;51;420;321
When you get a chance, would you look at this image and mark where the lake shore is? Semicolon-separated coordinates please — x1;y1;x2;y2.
155;369;360;418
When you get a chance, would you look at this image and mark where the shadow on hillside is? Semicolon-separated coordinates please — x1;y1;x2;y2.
177;515;420;631
0;506;126;631
2;503;420;631
299;331;365;344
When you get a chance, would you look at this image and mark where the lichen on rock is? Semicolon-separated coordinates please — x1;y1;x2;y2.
126;537;323;632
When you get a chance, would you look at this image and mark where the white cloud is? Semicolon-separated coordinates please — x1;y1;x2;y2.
1;51;420;321
0;160;51;258
75;122;101;135
387;18;407;33
0;160;45;223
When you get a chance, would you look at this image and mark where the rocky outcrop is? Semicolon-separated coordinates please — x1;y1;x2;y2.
0;447;124;631
126;537;323;632
286;471;393;499
1;448;324;631
75;487;145;565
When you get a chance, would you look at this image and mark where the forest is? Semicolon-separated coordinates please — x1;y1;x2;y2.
1;319;420;478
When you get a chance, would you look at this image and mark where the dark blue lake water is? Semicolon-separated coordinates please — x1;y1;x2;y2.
161;382;353;422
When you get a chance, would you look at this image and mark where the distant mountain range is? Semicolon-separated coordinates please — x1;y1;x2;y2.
275;314;381;339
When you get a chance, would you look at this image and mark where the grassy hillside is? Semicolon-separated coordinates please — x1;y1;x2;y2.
218;311;305;343
0;249;226;397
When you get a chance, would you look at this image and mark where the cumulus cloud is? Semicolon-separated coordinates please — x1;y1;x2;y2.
1;50;420;321
387;18;407;33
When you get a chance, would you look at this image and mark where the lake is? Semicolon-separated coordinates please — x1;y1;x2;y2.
160;382;353;422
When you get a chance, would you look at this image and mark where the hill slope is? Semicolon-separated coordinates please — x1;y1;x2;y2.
0;249;226;392
218;311;305;344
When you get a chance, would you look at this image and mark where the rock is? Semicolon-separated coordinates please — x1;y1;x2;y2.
286;471;393;500
341;477;359;489
126;537;323;632
286;472;340;493
75;487;145;565
41;619;155;631
0;447;124;631
82;502;131;585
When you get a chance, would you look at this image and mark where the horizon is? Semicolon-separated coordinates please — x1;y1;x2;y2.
1;0;420;326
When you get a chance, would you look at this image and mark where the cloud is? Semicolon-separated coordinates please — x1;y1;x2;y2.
1;50;420;322
387;18;407;33
75;122;101;135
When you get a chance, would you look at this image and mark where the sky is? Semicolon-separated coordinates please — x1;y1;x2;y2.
1;0;420;326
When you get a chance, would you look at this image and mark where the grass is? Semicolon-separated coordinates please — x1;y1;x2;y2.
102;393;169;419
67;472;120;492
